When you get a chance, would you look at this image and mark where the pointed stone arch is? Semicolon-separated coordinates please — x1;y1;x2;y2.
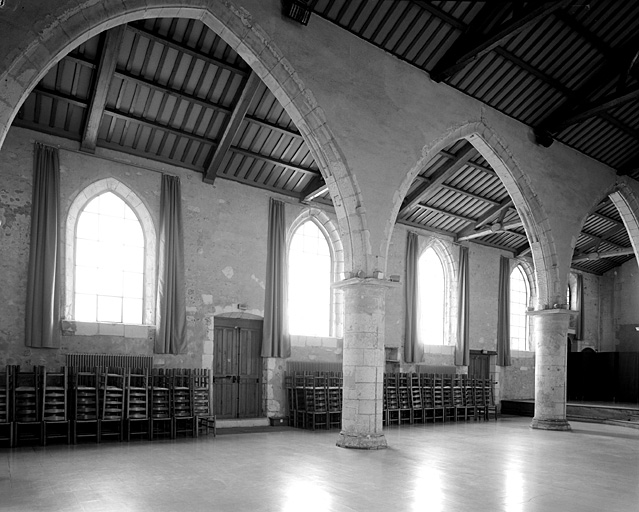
393;121;557;309
0;0;367;274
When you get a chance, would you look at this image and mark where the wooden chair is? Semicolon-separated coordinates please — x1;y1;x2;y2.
72;367;100;443
193;369;216;437
432;374;446;422
327;374;342;430
420;374;436;423
0;365;13;447
305;375;328;430
410;373;425;424
125;368;150;441
150;369;172;439
398;373;413;424
384;373;400;426
13;365;42;445
99;367;125;441
172;369;195;438
42;366;70;445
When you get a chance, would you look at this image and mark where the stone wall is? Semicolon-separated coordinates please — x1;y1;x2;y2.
601;259;639;352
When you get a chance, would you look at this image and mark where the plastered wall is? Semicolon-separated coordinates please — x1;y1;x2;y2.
601;259;639;352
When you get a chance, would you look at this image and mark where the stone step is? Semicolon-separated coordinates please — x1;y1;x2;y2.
216;417;270;429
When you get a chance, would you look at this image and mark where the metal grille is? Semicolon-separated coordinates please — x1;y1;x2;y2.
66;353;153;370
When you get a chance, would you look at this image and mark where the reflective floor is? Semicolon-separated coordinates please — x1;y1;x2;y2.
1;417;638;511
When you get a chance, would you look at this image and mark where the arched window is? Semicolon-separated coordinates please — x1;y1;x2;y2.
74;191;145;324
288;219;332;337
510;265;529;351
418;247;445;345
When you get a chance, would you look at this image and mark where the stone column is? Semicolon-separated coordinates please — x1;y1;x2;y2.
529;309;571;431
333;277;397;449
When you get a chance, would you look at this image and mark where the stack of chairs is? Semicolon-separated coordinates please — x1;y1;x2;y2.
442;375;457;422
0;366;12;446
72;367;100;443
193;369;215;436
150;369;172;439
420;374;437;423
410;373;425;424
452;375;469;421
473;378;498;421
42;366;70;445
431;374;446;422
125;368;149;440
284;372;343;430
473;378;487;420
398;373;413;424
99;367;125;441
327;374;342;430
172;369;195;438
383;373;400;426
13;366;41;445
464;377;477;420
304;375;328;430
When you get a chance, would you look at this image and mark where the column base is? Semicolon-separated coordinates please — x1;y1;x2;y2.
336;431;388;450
530;418;572;431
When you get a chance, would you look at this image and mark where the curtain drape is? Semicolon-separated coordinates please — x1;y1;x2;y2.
25;143;61;348
262;198;290;358
404;231;423;363
155;174;187;354
455;246;470;366
575;273;584;340
497;256;512;366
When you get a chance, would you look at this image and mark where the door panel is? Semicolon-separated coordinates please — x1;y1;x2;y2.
213;318;263;419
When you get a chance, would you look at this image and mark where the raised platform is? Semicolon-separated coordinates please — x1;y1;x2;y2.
501;399;639;429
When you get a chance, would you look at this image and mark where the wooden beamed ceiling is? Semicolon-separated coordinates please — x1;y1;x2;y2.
13;5;639;275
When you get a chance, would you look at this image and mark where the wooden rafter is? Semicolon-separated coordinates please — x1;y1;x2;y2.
556;86;639;130
301;176;328;203
81;25;126;153
457;198;514;239
430;1;568;82
204;71;261;184
400;142;475;214
572;248;635;264
415;204;475;224
458;221;524;242
534;31;639;142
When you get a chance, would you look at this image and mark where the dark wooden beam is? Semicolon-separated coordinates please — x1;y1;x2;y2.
395;218;457;239
534;31;639;143
400;142;475;214
204;71;261;184
301;176;328;203
415;204;475;224
439;184;500;206
81;25;126;153
556;86;639;130
430;2;568;82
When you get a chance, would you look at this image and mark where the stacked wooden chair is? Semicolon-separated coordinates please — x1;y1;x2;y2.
193;369;215;436
41;366;70;445
125;368;149;440
72;367;100;443
171;369;195;438
13;366;42;445
383;373;400;426
0;365;12;446
150;368;172;439
98;367;125;441
327;374;342;430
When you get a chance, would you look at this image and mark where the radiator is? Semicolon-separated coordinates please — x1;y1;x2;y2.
66;353;153;370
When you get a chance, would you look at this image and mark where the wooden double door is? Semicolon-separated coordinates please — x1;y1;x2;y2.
212;317;263;419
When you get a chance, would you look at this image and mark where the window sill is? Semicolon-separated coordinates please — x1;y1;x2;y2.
511;349;535;358
61;320;152;339
290;334;342;349
422;344;455;355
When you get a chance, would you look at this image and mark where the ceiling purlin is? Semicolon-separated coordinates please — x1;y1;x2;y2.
81;26;126;153
458;221;523;242
533;30;639;143
429;1;568;83
400;141;475;214
572;247;635;263
557;86;639;130
203;71;261;185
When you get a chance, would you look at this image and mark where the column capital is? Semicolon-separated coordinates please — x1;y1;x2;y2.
332;277;401;291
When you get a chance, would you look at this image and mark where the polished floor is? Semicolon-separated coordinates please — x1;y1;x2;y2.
1;417;638;511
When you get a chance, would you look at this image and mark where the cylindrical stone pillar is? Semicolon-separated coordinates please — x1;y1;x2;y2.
333;277;397;449
529;309;571;431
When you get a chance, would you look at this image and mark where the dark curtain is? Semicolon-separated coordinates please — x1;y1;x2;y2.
455;246;470;366
575;273;584;340
25;143;61;348
155;174;187;354
497;256;512;366
262;198;290;358
404;231;423;363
